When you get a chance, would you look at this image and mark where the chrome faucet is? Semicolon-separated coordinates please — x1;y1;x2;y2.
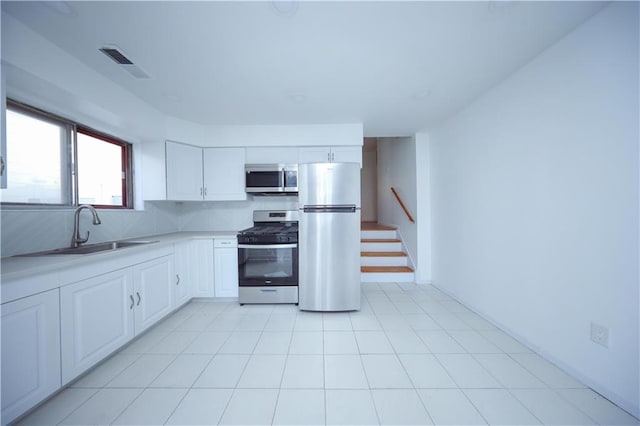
71;205;102;248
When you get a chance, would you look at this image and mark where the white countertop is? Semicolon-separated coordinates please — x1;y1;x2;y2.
1;231;238;284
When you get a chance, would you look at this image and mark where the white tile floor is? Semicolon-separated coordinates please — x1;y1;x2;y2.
17;283;639;426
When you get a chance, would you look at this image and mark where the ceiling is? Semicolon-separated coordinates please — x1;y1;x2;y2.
2;1;606;137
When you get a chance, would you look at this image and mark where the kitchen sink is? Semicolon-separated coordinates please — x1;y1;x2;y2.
16;240;158;256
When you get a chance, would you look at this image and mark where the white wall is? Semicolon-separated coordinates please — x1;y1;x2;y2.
415;133;431;284
377;137;418;270
428;2;639;416
361;139;378;222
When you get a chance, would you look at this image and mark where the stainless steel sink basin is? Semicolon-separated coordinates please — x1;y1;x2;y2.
16;240;158;256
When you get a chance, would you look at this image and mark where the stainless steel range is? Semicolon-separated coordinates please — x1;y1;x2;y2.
237;210;299;305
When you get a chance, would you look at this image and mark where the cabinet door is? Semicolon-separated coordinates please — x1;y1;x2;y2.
203;148;246;201
331;146;362;166
299;146;332;163
245;147;298;164
191;239;215;297
166;141;203;200
1;289;61;425
133;256;174;335
214;246;239;298
60;269;134;385
173;241;192;308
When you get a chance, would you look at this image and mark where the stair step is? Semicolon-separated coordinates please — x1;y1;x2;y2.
361;251;407;257
361;229;397;239
361;239;401;243
361;222;396;231
361;266;414;273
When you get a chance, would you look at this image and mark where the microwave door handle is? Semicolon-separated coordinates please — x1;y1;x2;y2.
281;168;286;191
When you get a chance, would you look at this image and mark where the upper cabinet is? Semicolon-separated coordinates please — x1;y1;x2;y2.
203;148;246;201
245;147;298;164
165;141;246;201
298;146;362;167
166;142;203;200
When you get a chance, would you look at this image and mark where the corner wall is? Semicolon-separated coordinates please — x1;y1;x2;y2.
377;137;418;271
428;3;639;416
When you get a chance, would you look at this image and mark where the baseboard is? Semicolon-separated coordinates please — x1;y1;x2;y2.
429;282;640;419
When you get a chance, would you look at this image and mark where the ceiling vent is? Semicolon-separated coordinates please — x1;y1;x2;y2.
99;45;150;79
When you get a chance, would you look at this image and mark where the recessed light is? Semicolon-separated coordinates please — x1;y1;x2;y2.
287;93;307;104
270;1;299;18
411;89;433;101
488;1;517;12
164;93;181;102
41;1;76;17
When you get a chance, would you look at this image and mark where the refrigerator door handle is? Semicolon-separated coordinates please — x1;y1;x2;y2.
303;205;357;213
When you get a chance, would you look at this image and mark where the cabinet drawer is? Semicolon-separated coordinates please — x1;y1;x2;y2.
214;238;237;248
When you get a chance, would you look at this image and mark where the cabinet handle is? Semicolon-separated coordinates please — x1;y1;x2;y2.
0;155;4;177
176;274;180;285
332;152;335;161
204;188;207;196
328;152;331;162
136;292;141;306
129;295;134;309
200;187;203;196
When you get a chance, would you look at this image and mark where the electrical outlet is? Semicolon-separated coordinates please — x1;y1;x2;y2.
590;322;609;348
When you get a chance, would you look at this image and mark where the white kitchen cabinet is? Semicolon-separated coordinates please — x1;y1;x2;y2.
1;289;61;425
298;146;362;166
173;240;192;307
203;147;246;200
166;141;203;200
60;268;134;384
132;255;174;334
60;255;174;384
166;141;246;201
214;238;239;298
245;147;298;164
190;239;215;297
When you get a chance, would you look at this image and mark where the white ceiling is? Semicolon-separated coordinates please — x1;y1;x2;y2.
2;1;605;137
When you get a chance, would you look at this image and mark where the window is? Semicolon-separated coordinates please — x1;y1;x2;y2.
77;128;131;207
2;101;133;208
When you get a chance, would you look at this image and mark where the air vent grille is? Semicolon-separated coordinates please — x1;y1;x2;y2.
99;46;150;79
99;47;133;65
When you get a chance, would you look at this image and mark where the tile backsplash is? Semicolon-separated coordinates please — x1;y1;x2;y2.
1;196;298;257
1;202;181;257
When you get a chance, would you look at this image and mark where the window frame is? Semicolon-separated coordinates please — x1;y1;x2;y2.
3;99;133;209
76;126;133;209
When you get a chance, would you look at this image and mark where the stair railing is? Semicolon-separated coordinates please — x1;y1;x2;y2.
390;187;415;223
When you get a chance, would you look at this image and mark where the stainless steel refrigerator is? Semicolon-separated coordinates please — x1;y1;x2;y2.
298;162;361;311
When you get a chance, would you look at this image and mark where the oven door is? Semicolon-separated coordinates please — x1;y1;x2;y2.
238;243;298;286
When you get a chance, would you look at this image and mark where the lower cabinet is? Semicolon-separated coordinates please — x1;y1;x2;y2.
1;289;61;425
60;255;174;385
190;239;215;297
132;256;174;334
60;268;134;385
214;238;239;297
173;240;192;307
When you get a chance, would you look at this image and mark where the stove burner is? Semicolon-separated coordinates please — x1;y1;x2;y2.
237;211;298;244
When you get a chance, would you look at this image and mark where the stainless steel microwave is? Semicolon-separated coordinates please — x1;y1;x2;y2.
245;164;298;195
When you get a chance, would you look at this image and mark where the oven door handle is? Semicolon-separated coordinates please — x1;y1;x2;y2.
238;243;297;249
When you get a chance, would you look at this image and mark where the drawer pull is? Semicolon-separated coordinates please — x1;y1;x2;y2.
136;292;141;306
129;295;134;309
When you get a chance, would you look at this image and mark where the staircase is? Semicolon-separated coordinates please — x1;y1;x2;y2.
360;222;415;283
